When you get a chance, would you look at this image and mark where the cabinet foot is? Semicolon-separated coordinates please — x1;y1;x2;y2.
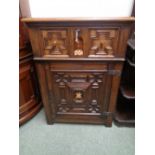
105;116;113;127
46;118;55;125
47;120;54;125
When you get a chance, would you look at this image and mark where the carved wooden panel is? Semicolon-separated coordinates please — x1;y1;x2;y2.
47;71;110;115
42;29;69;57
88;29;119;57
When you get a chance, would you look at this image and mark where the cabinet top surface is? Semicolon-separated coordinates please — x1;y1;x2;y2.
22;17;135;23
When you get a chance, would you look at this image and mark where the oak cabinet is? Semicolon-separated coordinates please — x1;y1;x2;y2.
23;18;134;126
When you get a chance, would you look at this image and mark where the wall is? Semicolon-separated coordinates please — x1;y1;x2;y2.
20;0;134;18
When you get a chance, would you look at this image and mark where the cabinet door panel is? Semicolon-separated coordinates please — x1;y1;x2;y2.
44;65;113;118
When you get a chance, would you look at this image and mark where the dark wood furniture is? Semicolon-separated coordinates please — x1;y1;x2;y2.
22;17;134;126
114;32;135;126
19;18;42;125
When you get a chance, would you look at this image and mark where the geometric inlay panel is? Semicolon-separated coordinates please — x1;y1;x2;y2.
42;30;69;56
89;29;117;57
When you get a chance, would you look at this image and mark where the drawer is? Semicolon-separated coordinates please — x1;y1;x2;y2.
39;27;120;58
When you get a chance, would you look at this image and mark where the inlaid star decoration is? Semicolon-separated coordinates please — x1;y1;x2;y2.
75;92;82;99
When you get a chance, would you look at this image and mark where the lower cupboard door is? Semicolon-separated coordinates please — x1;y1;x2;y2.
45;68;113;124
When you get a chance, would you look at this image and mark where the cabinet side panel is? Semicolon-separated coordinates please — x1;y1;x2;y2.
35;63;53;124
28;28;42;56
117;25;132;57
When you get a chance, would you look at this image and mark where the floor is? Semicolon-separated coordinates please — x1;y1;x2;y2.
19;109;135;155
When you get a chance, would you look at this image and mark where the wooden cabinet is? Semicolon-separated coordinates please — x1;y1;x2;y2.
19;18;42;125
19;49;42;125
23;18;134;126
114;33;135;126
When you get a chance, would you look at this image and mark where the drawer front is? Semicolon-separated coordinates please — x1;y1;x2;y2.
38;27;120;58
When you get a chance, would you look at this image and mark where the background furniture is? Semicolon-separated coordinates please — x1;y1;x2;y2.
114;32;135;126
19;18;42;125
23;18;134;126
